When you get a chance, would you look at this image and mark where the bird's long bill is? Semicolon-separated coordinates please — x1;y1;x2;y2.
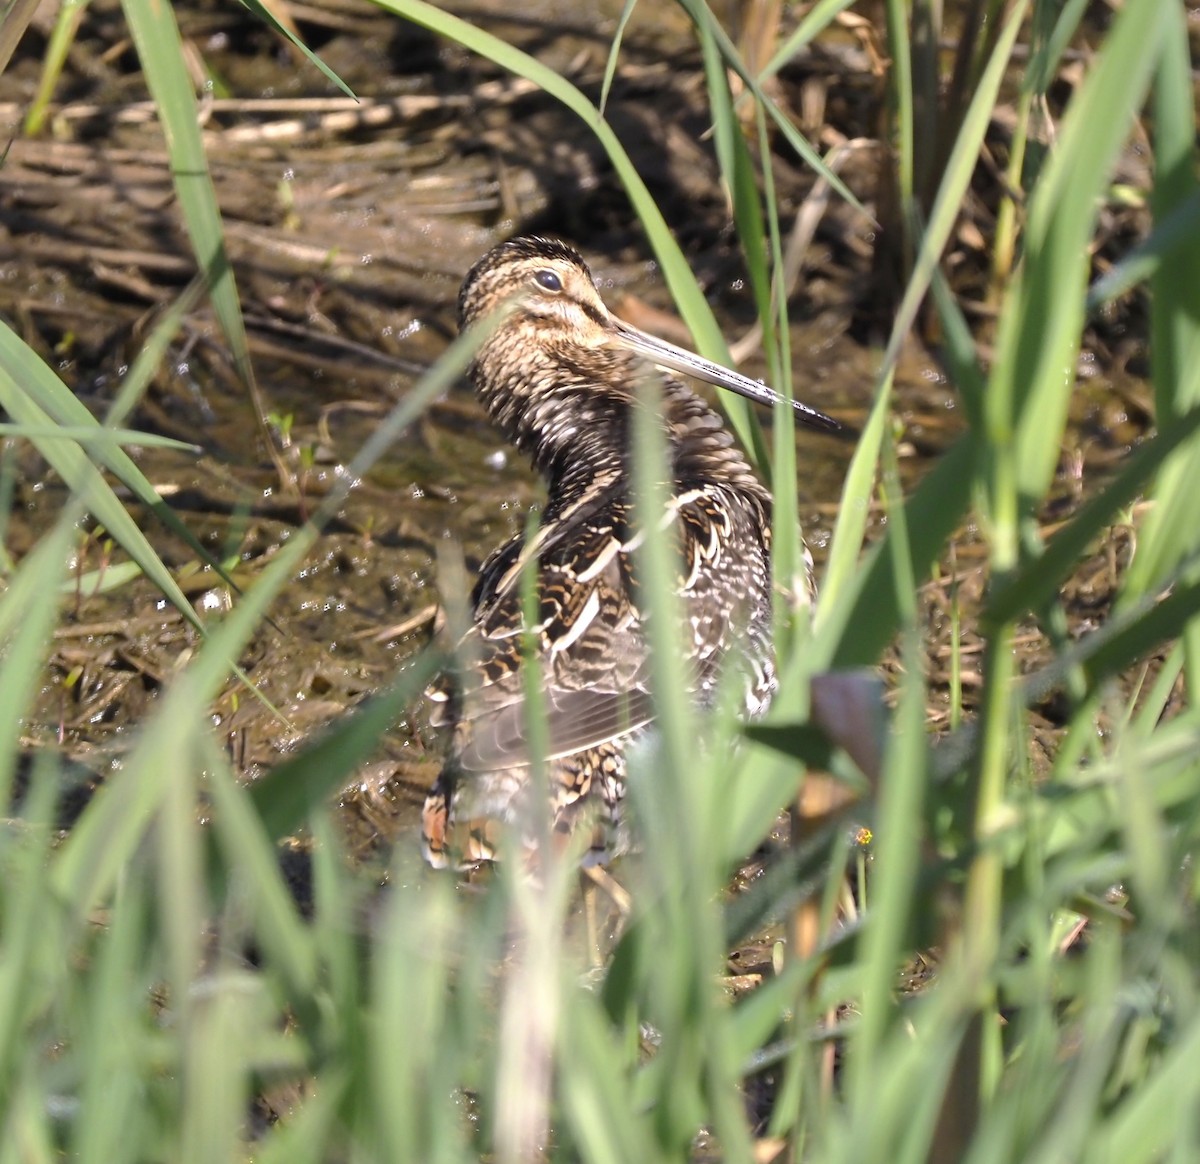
611;317;840;433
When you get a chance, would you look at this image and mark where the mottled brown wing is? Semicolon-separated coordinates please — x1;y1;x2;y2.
440;506;658;772
456;688;656;771
431;480;775;772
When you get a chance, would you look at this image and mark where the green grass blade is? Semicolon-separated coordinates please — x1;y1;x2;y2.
1085;191;1200;313
0;511;84;810
0;379;200;628
120;0;248;381
817;0;1025;656
882;0;1028;380
814;372;890;639
996;0;1168;510
823;430;979;667
1120;8;1200;602
0;0;42;75
678;0;867;218
23;0;89;136
248;648;444;841
845;631;929;1101
72;878;150;1164
699;27;772;477
986;403;1200;626
1091;1010;1200;1164
207;754;319;998
0;425;198;451
598;0;638;116
241;0;356;98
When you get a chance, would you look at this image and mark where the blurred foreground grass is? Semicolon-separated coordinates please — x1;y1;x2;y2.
2;1;1200;1161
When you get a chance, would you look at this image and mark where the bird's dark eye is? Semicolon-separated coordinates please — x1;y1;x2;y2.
534;269;563;292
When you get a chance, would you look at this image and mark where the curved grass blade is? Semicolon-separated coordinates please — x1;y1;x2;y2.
120;0;291;487
827;431;980;669
0;425;199;451
120;0;246;380
677;0;867;218
700;28;773;477
241;0;356;98
23;0;89;135
598;0;638;117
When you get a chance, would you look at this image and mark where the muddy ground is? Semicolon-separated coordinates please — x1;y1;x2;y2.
0;0;1159;871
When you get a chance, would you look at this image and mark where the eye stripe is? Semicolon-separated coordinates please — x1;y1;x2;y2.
579;300;607;328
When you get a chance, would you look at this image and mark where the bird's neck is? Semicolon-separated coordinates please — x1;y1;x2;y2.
472;344;771;504
472;340;630;478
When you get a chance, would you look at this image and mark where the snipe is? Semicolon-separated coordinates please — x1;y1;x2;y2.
421;237;838;870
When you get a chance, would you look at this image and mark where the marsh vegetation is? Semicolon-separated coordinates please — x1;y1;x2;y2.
0;0;1196;1160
